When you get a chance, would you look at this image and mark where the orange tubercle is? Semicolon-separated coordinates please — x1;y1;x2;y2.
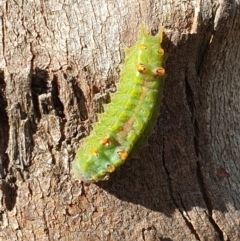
158;48;164;56
136;63;146;73
107;165;116;173
155;67;165;76
117;151;128;161
90;149;98;156
101;137;110;147
139;44;146;50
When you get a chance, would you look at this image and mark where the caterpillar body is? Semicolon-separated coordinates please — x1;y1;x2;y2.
72;26;166;182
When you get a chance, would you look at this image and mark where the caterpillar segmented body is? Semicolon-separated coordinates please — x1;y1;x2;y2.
72;26;166;182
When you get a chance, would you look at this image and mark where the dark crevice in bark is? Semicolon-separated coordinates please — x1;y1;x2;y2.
21;118;36;167
51;74;66;148
39;0;48;27
52;75;65;118
49;145;56;165
184;73;195;122
42;204;50;237
2;176;17;211
178;196;209;240
195;1;216;78
178;193;191;220
0;71;15;211
185;74;225;241
30;68;50;120
0;70;9;178
71;76;88;121
81;182;88;199
1;12;7;65
184;75;200;157
195;32;213;77
62;67;88;122
162;138;201;241
141;228;145;241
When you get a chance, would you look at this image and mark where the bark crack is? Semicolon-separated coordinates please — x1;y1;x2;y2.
2;176;17;211
162;138;201;241
185;75;225;241
141;228;146;241
51;74;65;118
0;70;9;177
196;163;226;241
1;11;7;65
0;71;14;211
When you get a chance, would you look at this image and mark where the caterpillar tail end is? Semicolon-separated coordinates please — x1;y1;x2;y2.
72;159;110;183
72;159;94;183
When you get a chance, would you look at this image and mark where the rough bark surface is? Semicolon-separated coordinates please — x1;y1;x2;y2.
0;0;240;241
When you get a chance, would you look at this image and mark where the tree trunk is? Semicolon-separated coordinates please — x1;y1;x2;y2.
1;0;240;240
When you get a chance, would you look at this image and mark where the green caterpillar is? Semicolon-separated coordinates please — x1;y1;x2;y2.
72;26;166;182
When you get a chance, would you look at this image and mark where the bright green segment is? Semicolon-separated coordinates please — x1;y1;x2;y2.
72;26;165;182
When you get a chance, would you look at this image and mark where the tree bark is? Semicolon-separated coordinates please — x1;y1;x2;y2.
1;0;240;240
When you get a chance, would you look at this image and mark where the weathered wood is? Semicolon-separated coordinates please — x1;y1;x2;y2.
0;0;240;240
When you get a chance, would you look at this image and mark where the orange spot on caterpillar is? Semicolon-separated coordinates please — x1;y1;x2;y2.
139;44;146;50
101;138;110;147
155;67;165;76
158;48;164;56
117;151;128;161
136;63;146;73
107;165;116;173
93;173;109;181
90;149;98;156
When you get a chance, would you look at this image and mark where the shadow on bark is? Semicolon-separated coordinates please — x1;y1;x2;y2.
0;70;16;211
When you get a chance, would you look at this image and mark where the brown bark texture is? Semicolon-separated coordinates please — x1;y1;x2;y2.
0;0;240;240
